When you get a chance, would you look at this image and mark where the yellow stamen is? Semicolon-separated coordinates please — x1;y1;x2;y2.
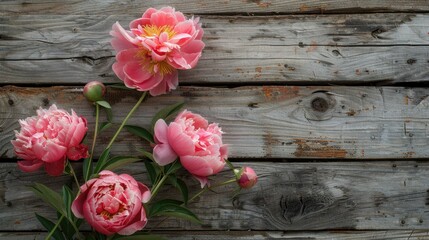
141;25;176;39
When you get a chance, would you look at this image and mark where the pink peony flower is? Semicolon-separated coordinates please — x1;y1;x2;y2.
11;104;88;176
153;110;228;187
71;170;151;236
110;7;205;96
236;167;258;189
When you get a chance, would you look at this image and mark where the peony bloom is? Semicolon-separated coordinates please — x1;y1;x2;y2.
110;7;205;96
236;167;258;189
11;104;88;176
153;110;228;187
71;170;151;236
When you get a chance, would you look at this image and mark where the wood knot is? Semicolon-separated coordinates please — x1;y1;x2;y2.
311;97;329;112
303;91;336;121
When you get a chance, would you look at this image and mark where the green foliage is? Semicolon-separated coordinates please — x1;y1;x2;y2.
167;175;189;204
150;102;185;132
83;157;94;182
148;199;201;224
36;214;65;240
93;148;111;174
96;100;111;109
125;125;154;143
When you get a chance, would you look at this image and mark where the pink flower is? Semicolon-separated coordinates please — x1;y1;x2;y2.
236;167;258;189
110;7;205;96
71;170;151;236
153;110;228;187
11;105;88;176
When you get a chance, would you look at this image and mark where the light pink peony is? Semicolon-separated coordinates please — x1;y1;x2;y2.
110;7;205;96
237;167;258;189
71;170;151;236
11;104;88;176
153;110;228;187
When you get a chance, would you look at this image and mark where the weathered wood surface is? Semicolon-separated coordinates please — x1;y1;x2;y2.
2;0;429;15
2;230;429;240
1;161;429;231
2;14;429;84
2;86;429;159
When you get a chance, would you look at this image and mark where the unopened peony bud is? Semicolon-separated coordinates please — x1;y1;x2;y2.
83;81;106;102
237;167;257;189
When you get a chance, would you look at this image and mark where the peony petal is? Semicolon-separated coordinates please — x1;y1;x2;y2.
153;143;177;166
148;78;168;96
123;62;153;84
17;160;43;172
44;157;66;176
167;122;196;156
154;119;169;143
180;155;214;177
129;17;151;29
193;175;209;188
117;208;147;235
71;179;96;218
151;11;177;27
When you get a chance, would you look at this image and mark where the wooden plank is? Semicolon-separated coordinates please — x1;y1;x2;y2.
1;86;429;159
1;161;429;231
2;46;429;85
1;230;429;240
2;14;428;60
2;0;429;15
1;14;429;84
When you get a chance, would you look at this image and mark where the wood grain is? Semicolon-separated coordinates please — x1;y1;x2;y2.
2;86;429;159
2;0;429;15
1;161;429;231
1;230;429;240
1;14;429;84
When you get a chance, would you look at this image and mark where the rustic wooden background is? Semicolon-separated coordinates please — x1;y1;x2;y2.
1;0;429;239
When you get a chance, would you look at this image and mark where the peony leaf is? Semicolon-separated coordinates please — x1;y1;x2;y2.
98;122;113;133
56;211;75;239
148;199;201;224
109;83;129;90
125;125;154;143
150;102;185;132
167;176;189;204
83;157;93;182
96;100;112;109
105;107;113;122
94;148;111;174
144;160;157;185
139;149;155;162
112;233;166;240
30;183;64;214
35;213;65;240
101;156;142;171
62;186;73;219
165;160;182;175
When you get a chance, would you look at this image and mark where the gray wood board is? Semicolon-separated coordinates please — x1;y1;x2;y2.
2;86;429;159
1;230;429;240
2;0;429;15
1;161;429;231
1;14;429;84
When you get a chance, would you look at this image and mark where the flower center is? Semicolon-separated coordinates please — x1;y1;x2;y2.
141;25;176;39
134;25;176;76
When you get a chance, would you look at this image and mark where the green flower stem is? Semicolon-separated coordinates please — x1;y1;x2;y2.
89;103;100;163
67;161;80;190
188;178;237;203
149;173;169;202
106;92;147;149
44;214;64;240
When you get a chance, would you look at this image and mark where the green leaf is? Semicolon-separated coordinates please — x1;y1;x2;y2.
112;233;166;240
35;213;65;240
83;158;93;182
165;160;182;175
94;148;111;174
148;199;201;224
30;183;64;214
144;161;157;185
96;100;111;109
125;125;154;143
105;107;113;122
150;102;185;132
62;186;73;219
56;211;75;239
108;83;129;90
99;122;113;133
101;156;142;171
139;150;155;162
168;176;189;204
